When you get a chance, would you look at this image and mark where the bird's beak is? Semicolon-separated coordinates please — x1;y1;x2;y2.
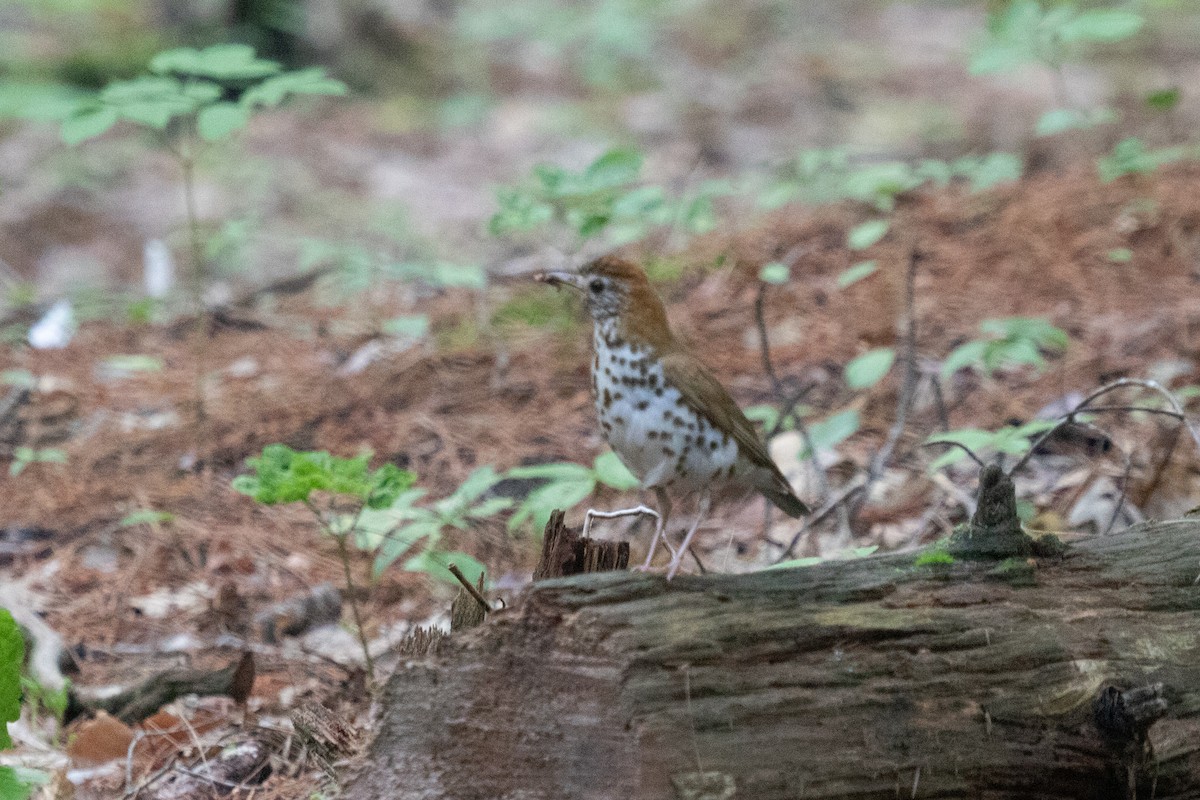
536;271;586;291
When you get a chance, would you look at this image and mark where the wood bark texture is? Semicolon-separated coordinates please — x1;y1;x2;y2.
346;519;1200;800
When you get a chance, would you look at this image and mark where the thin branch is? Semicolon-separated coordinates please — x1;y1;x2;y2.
448;563;490;614
920;440;986;468
1104;449;1136;536
849;249;923;533
773;481;866;561
1010;378;1199;476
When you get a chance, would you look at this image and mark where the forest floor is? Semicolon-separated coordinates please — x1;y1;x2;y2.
4;159;1200;797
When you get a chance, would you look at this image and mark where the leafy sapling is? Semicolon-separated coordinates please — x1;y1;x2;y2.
356;465;508;582
233;444;413;681
942;317;1068;381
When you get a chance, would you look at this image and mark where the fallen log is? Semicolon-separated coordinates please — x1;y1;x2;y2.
347;476;1200;799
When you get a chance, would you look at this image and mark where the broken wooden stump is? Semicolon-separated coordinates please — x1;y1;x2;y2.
534;509;630;579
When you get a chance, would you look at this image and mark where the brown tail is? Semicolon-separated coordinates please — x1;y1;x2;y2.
762;486;809;518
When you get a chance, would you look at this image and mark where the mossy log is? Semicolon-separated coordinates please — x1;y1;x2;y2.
347;514;1200;800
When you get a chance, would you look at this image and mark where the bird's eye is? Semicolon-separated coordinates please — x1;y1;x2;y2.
589;278;604;294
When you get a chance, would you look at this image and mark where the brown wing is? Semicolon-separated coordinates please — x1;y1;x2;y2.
660;351;807;516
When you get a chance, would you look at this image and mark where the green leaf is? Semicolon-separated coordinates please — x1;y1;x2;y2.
0;370;35;389
431;262;487;290
942;339;989;378
118;509;175;527
845;348;895;390
847;219;890;250
1145;88;1181;111
837;260;878;288
467;497;514;518
240;68;348;108
583;148;643;189
0;608;23;749
0;766;40;800
197;102;250;141
61;106;118;145
764;556;824;570
593;450;640;490
1058;9;1144;43
102;354;163;372
804;409;860;455
404;549;488;587
505;462;593;482
758;261;789;285
372;520;439;576
446;466;504;508
1035;108;1117;137
382;315;429;339
151;44;280;80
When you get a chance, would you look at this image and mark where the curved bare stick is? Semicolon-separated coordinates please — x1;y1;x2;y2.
920;440;987;468
1010;378;1198;476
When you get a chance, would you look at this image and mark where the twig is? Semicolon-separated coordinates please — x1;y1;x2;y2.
848;249;923;537
1010;378;1199;476
447;563;490;614
773;481;866;561
862;249;922;488
1104;449;1136;536
920;440;986;468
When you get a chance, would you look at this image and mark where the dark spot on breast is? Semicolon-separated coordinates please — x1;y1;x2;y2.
647;374;658;388
709;440;719;451
675;396;686;407
672;416;687;428
603;389;612;407
662;447;676;458
602;421;613;433
636;400;649;410
613;416;626;425
648;431;659;440
593;353;599;371
654;387;664;397
664;410;673;420
605;367;614;378
687;422;696;431
613;392;624;401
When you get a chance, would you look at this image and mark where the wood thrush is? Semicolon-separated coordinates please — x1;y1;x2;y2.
539;256;809;578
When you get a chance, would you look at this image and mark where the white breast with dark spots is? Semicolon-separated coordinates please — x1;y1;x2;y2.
591;323;741;490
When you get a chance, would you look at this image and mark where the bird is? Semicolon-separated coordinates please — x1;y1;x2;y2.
538;255;808;579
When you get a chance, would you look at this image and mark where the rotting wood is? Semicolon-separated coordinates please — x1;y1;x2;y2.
80;651;254;725
534;509;630;579
347;490;1200;799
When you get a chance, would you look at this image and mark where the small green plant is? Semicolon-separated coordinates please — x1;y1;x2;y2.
924;419;1060;472
0;606;38;800
914;539;955;567
233;444;414;681
356;466;508;581
504;451;640;534
17;676;68;738
971;0;1143;127
61;44;346;293
8;448;68;477
942;317;1068;380
1096;137;1188;182
759;149;1021;212
489;148;729;248
845;348;896;391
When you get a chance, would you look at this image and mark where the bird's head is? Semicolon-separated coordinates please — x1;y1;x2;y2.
538;256;654;322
